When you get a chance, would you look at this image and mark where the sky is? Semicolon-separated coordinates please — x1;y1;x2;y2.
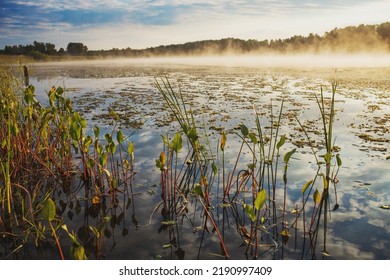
0;0;389;50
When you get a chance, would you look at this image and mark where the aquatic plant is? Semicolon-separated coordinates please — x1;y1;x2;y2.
0;66;136;259
155;78;341;259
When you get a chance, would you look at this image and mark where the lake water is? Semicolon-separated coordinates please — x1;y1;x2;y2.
26;57;389;260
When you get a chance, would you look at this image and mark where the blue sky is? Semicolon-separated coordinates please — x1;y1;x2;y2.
0;0;389;50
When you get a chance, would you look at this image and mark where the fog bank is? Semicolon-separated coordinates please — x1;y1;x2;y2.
35;54;390;69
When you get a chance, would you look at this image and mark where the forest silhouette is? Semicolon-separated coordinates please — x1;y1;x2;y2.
1;22;389;60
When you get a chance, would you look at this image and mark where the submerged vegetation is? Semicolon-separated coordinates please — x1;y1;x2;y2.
0;64;347;259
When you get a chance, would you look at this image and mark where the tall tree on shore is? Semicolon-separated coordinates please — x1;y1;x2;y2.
66;42;88;55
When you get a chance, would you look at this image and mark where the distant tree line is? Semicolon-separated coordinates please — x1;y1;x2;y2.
1;22;390;59
1;41;88;58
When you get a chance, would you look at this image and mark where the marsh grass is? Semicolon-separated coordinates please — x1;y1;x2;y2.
155;78;341;259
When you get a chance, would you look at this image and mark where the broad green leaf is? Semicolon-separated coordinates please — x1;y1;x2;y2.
240;124;249;137
277;134;286;149
84;135;92;149
313;189;321;205
324;153;332;164
193;184;204;197
254;189;267;210
56;86;64;96
92;125;100;138
336;154;342;167
116;130;125;144
284;148;296;163
104;133;112;143
171;133;183;153
128;142;134;154
86;158;95;169
244;204;256;222
187;127;198;143
70;121;81;140
248;132;258;144
106;141;116;154
42;198;56;222
109;109;119;121
301;179;313;194
99;152;107;166
72;245;87;260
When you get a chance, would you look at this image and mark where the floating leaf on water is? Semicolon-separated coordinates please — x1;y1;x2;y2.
254;189;267;210
301;179;313;194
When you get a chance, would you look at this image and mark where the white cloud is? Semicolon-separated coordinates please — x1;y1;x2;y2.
3;0;390;49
